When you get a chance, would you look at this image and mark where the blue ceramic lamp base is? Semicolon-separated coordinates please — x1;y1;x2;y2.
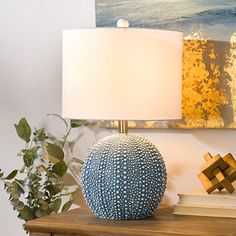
82;133;167;220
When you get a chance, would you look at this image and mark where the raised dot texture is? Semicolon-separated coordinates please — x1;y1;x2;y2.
81;134;167;220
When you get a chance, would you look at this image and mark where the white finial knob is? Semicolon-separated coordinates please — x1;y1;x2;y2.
117;19;129;28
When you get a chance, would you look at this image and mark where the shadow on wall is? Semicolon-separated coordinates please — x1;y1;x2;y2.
192;129;236;154
134;128;236;205
63;173;87;208
161;163;184;206
136;128;236;154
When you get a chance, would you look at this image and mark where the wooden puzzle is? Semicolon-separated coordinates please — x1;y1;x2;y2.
198;153;236;194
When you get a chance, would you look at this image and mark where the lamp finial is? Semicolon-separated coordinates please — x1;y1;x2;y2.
117;19;129;28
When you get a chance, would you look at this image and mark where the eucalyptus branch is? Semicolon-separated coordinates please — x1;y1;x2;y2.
1;116;82;224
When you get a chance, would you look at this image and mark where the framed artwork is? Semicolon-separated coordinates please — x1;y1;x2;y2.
95;0;236;128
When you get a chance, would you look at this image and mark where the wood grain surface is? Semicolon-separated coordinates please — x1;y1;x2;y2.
26;207;236;236
52;234;75;236
30;233;51;236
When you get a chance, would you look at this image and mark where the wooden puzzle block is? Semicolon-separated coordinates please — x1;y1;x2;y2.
224;167;236;182
224;153;236;168
200;155;229;180
198;153;236;194
198;172;222;193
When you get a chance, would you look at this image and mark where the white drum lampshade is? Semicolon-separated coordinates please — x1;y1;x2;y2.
62;28;183;121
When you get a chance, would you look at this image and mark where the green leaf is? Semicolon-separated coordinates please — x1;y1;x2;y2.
30;146;39;155
52;161;68;177
6;186;15;194
19;165;25;173
34;128;46;141
5;170;18;180
35;208;48;218
15;179;24;186
45;170;59;179
70;119;88;128
40;201;49;211
14;118;31;143
14;179;25;194
19;206;36;221
0;169;3;178
14;201;24;211
62;200;73;212
10;192;20;200
23;152;34;167
10;199;20;207
47;143;64;161
53;198;62;213
29;173;37;181
48;155;60;165
45;184;61;195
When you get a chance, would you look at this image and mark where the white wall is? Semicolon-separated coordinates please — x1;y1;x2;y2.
0;1;95;235
1;0;236;235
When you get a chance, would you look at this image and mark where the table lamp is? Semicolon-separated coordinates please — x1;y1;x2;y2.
62;20;183;220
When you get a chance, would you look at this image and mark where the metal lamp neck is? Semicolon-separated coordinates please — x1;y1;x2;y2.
118;120;128;133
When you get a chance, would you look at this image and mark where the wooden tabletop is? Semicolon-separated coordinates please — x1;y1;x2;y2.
25;207;236;236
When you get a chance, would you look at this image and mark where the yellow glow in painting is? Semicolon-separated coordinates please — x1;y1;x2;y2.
101;34;236;129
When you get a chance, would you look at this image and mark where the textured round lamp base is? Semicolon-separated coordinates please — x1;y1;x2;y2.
82;134;167;220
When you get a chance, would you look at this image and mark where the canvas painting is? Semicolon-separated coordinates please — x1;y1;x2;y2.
96;0;236;128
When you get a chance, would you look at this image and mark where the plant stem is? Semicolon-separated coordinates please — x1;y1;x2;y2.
62;127;72;148
60;191;76;197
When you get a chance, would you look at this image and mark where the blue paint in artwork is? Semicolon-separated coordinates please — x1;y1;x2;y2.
96;0;236;41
